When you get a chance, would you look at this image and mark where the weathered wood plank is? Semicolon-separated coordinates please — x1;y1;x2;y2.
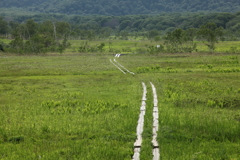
153;107;158;112
150;82;160;160
133;148;141;160
132;82;147;160
134;136;142;147
153;148;160;160
113;58;135;74
152;140;159;147
109;59;126;74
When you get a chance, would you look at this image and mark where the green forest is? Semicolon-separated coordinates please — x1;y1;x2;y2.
1;0;240;15
1;9;240;35
1;1;240;54
1;10;240;54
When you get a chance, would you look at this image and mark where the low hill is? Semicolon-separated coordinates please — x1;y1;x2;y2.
1;0;240;15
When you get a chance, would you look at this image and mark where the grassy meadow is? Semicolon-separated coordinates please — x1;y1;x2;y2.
0;39;240;159
66;39;240;54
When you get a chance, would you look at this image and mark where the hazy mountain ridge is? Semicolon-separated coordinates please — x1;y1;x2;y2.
1;0;240;15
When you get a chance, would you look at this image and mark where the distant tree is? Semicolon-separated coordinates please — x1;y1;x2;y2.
98;9;107;15
38;21;55;39
8;19;71;54
97;42;105;52
198;22;224;51
132;20;143;29
230;23;240;32
118;30;129;40
102;18;119;29
9;36;24;53
119;20;131;30
0;17;8;36
0;41;7;52
164;28;197;53
164;28;185;53
56;21;70;39
98;27;112;39
86;30;96;40
148;29;160;40
25;19;38;39
9;21;20;34
183;28;198;52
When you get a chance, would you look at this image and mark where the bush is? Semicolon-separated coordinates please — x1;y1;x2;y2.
146;45;164;54
0;41;7;52
8;136;24;144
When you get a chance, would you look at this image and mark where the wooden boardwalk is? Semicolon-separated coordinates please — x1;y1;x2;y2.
109;59;126;74
109;56;160;159
132;82;160;160
132;82;147;160
113;58;135;74
110;57;135;75
150;82;160;160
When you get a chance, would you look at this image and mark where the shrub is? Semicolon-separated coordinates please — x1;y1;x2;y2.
8;136;24;144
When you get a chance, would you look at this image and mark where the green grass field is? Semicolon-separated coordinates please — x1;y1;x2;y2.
0;39;240;159
1;38;240;54
67;39;240;55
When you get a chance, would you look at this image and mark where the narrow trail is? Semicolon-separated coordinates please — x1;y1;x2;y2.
113;58;135;75
109;54;135;75
109;59;126;74
132;82;160;160
109;55;160;159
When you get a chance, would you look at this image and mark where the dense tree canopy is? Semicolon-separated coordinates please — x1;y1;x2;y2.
198;22;224;51
1;11;240;41
1;0;240;15
1;1;240;54
0;17;8;35
0;13;239;54
4;19;70;54
4;12;240;32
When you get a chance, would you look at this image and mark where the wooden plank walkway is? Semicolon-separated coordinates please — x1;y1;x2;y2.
113;58;135;75
109;57;135;75
109;59;126;74
132;82;147;160
132;82;160;160
150;82;160;160
110;55;160;159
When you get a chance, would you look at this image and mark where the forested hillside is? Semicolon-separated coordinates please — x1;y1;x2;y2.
1;12;240;40
5;12;240;34
1;0;240;15
1;11;240;54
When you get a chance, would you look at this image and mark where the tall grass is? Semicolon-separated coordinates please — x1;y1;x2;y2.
0;44;240;159
2;38;240;54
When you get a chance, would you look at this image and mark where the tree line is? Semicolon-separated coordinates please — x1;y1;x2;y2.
0;20;225;54
163;23;224;53
0;18;70;54
1;0;240;15
0;11;239;54
2;12;239;38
